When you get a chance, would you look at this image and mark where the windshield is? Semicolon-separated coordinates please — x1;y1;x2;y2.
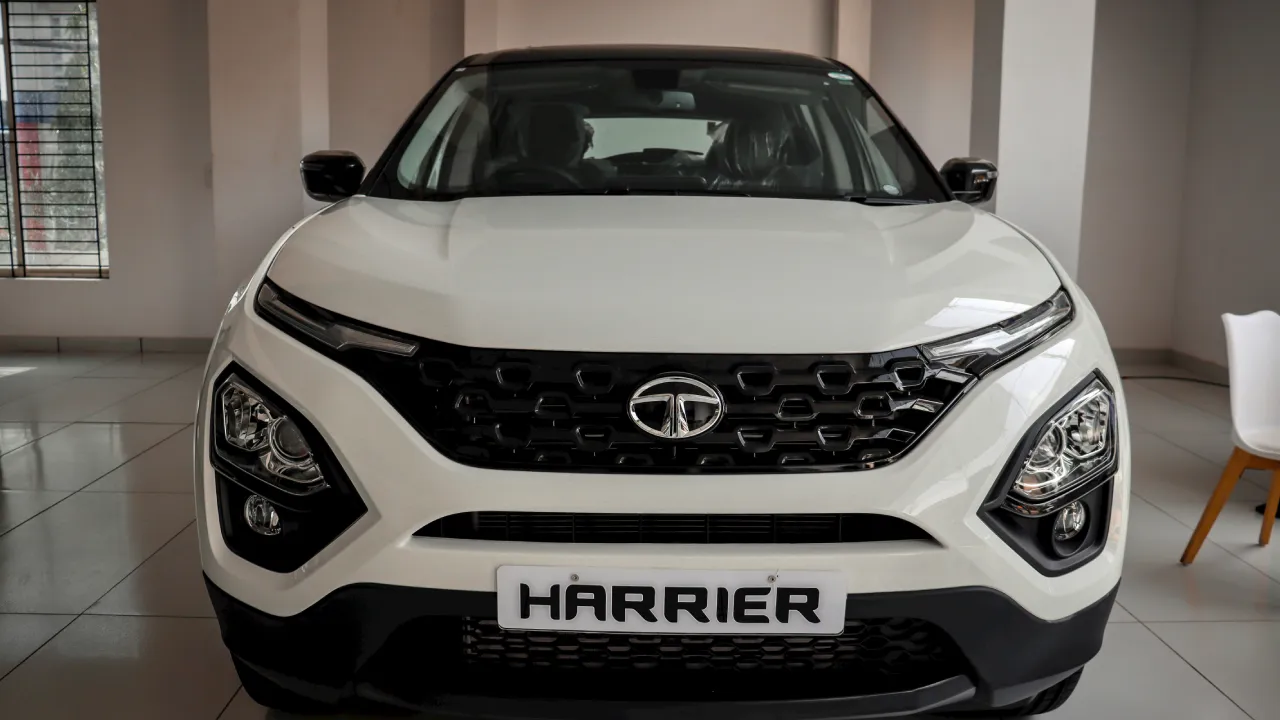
365;60;947;203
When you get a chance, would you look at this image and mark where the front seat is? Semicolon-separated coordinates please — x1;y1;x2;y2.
706;112;819;191
504;104;607;185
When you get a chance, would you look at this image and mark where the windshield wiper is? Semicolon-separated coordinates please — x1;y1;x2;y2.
837;194;933;206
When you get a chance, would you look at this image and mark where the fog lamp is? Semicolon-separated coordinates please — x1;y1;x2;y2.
1053;500;1087;541
244;495;281;536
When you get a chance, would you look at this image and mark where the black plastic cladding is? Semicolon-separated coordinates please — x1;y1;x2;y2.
256;281;974;474
417;512;935;544
462;616;961;678
210;364;368;572
978;371;1117;576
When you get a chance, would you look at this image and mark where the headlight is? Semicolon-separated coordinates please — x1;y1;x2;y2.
209;365;367;573
922;290;1073;375
219;379;325;493
979;373;1119;576
1010;380;1115;510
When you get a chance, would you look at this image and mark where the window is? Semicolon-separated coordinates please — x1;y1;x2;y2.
0;1;106;278
582;117;714;159
371;60;945;204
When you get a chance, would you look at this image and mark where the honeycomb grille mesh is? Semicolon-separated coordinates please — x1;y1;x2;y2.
303;297;974;473
462;617;960;676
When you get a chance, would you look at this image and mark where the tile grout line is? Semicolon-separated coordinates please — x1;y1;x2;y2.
63;612;214;620
81;519;197;615
1131;377;1232;422
1134;618;1280;624
75;420;201;426
0;615;75;686
215;685;244;720
25;365;193;425
1134;428;1270;493
74;369;199;423
0;357;130;412
73;361;202;383
1137;619;1260;720
0;519;197;687
79;423;196;493
88;366;206;425
0;421;70;458
1128;487;1280;590
1123;378;1268;490
0;422;193;539
0;359;168;419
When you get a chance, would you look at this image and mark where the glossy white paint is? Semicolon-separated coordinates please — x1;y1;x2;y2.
196;228;1128;620
265;196;1062;354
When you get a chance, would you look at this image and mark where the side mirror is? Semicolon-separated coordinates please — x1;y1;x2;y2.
300;151;365;202
940;157;998;204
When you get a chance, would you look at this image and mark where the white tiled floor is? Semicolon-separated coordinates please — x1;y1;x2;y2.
0;353;1278;719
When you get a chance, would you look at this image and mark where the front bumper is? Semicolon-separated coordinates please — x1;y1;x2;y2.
208;574;1117;716
197;272;1129;716
196;295;1128;619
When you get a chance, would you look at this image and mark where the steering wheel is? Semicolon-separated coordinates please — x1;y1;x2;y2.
491;165;583;190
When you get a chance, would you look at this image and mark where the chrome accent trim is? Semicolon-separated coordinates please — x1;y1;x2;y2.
627;376;725;440
1002;380;1118;517
257;283;419;357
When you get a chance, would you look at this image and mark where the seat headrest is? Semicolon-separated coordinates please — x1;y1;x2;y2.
515;104;588;165
707;111;793;182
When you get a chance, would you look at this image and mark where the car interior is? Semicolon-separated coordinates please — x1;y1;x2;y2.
404;64;901;198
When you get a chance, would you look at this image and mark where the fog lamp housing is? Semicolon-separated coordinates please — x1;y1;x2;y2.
1053;501;1087;542
979;372;1119;575
244;495;281;536
210;363;366;573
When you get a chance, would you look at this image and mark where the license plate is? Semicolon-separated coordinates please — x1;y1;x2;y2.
497;566;846;635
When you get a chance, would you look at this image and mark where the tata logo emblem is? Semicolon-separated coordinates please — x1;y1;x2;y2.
627;375;725;440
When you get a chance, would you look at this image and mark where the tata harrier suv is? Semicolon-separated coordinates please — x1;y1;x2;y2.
198;45;1128;718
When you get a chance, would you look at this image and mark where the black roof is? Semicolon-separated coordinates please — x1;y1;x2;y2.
464;44;841;70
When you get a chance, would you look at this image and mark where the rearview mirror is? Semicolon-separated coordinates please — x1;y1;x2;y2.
940;157;998;204
300;151;364;202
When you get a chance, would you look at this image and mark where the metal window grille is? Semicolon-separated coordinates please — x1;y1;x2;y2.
0;1;106;278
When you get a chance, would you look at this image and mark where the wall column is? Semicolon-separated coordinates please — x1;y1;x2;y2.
994;0;1097;279
464;0;500;55
207;0;315;306
831;0;872;75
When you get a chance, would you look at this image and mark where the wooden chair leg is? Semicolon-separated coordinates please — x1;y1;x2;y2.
1261;469;1280;546
1181;447;1251;564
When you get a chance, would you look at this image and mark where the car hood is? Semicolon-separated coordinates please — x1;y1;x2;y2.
265;195;1061;354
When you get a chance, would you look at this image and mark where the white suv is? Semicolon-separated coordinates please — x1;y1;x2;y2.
197;45;1128;718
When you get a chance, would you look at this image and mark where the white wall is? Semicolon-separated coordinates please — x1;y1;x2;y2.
329;0;463;166
969;0;1002;165
1173;0;1280;366
208;0;312;318
491;0;831;54
868;0;975;167
0;0;214;338
832;0;873;75
994;0;1096;279
0;0;466;340
1076;0;1195;351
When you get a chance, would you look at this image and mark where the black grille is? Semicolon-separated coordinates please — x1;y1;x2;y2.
417;512;933;544
262;281;973;473
463;617;959;676
358;615;967;704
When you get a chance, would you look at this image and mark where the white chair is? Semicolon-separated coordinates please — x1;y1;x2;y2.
1181;310;1280;564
